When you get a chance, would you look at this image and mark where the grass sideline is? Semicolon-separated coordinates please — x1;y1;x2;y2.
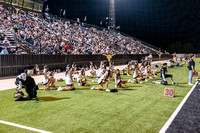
0;59;199;133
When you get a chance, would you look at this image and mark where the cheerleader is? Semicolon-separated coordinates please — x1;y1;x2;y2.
77;68;90;86
100;60;107;70
139;62;148;81
40;71;56;90
33;64;42;75
42;65;49;85
91;70;111;92
122;61;132;76
114;69;127;88
72;63;79;75
89;61;96;78
147;61;154;79
109;61;115;77
57;66;75;91
129;63;140;84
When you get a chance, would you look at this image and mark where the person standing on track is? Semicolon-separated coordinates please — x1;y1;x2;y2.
188;53;195;85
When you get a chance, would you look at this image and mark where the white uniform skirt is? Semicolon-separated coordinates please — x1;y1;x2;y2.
66;74;73;86
97;69;104;78
133;71;138;79
98;75;104;84
43;77;49;85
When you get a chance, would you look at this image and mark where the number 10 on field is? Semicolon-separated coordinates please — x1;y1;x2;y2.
164;88;175;97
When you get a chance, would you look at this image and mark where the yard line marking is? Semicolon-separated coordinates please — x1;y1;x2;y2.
159;82;198;133
0;120;52;133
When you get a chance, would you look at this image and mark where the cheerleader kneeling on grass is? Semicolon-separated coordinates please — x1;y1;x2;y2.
77;68;90;86
39;71;56;90
122;61;132;76
89;61;96;78
57;66;75;91
91;70;111;92
114;69;127;88
128;63;140;84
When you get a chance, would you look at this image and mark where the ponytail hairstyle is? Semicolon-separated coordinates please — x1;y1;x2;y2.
66;66;71;76
81;67;85;75
115;69;120;76
49;71;54;77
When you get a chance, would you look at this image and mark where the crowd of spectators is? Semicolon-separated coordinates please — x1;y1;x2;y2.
0;6;160;55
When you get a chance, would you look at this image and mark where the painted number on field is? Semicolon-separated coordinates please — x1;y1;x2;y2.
164;88;175;97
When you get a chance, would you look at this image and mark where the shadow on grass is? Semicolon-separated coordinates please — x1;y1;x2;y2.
177;82;188;85
38;96;70;102
127;85;143;88
118;88;137;91
75;88;91;90
175;95;183;97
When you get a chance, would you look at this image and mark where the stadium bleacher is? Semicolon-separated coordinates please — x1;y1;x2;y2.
0;6;162;55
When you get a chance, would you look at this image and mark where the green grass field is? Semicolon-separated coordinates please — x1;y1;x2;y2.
0;59;199;133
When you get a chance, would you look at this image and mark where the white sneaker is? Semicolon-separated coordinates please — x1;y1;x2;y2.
90;86;95;90
188;83;193;86
145;79;148;82
127;74;130;76
152;81;156;84
106;89;110;92
149;77;153;79
57;87;63;91
139;81;142;84
128;79;131;83
92;80;95;83
78;83;81;86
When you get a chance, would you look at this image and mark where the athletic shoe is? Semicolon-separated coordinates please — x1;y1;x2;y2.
15;96;23;101
188;83;193;86
172;82;176;85
139;81;142;84
127;74;130;76
71;88;75;91
149;77;153;79
57;87;63;91
106;89;110;92
90;86;95;90
128;79;131;83
78;83;81;86
92;80;95;83
152;81;156;84
145;79;148;82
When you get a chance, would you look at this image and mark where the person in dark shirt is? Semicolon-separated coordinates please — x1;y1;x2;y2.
9;48;15;55
188;53;195;85
153;63;176;85
15;71;38;101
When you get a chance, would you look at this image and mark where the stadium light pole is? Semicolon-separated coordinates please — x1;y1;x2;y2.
109;0;116;30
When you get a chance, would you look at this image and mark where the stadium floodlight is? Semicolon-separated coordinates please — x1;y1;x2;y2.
109;0;116;30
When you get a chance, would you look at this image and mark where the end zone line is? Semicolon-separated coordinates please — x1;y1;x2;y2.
159;82;198;133
0;120;52;133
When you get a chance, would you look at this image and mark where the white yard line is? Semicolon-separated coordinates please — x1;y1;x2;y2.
159;82;198;133
0;120;52;133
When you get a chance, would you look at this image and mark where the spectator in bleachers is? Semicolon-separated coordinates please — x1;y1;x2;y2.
0;7;160;55
9;48;15;55
1;47;8;54
2;40;10;47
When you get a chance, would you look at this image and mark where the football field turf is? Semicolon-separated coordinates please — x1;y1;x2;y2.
0;59;199;133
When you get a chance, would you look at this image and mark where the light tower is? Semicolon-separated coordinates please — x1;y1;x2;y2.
109;0;116;30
